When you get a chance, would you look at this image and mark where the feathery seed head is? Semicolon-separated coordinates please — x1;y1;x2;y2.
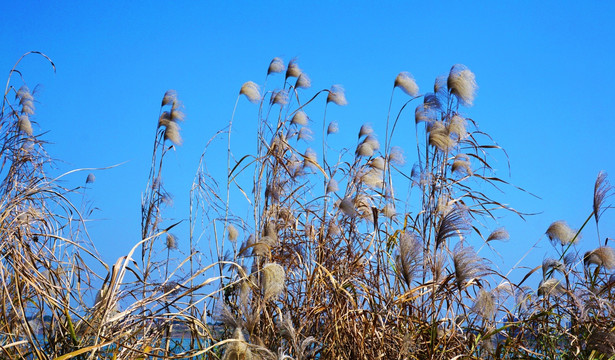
295;73;311;89
356;142;374;157
286;59;302;79
303;148;318;169
18;115;33;136
222;327;252;360
388;146;405;166
394;71;419;97
164;121;182;145
326;179;339;193
165;234;178;250
594;171;612;225
239;81;261;103
447;64;477;106
397;232;422;286
486;227;509;242
453;242;487;290
363;135;380;150
361;168;384;188
358;123;373;138
369;156;385;170
228;224;239;242
473;289;496;320
261;263;285;300
327;85;347;106
542;258;565;277
297;127;313;142
546;221;579;246
537;278;564;297
327;121;339;135
434;76;446;94
415;103;434;123
448;114;467;140
339;197;355;216
429;125;454;151
86;173;96;184
161;90;177;106
584;246;615;269
268;57;285;75
17;86;35;115
291;111;308;126
271;90;289;106
382;203;396;219
452;154;472;176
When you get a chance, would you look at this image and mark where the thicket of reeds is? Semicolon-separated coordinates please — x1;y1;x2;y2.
1;52;614;359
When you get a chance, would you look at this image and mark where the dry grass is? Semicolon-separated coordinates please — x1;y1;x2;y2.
1;52;614;360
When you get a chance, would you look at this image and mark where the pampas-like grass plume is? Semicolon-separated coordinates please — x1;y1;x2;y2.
268;57;285;75
326;179;339;193
388;146;405;166
486;227;509;242
303;148;318;169
415;103;434;123
222;327;252;360
542;258;565;278
161;90;177;106
16;86;35;115
473;289;496;320
546;220;579;246
286;59;301;79
396;232;422;286
448;114;467;140
164;121;182;145
239;81;261;103
436;207;469;249
291;111;308;126
327;121;339;135
453;242;487;290
339;197;355;216
228;224;239;242
295;73;311;89
594;171;612;227
356;143;374;157
327;85;347;106
297;127;313;142
584;246;615;269
428;121;454;152
394;71;419;97
358;124;372;139
261;262;285;300
369;156;385;170
363;135;380;151
452;153;472;176
537;278;564;297
86;173;96;184
447;64;477;106
382;203;396;219
271;90;289;106
18;115;33;136
165;233;178;250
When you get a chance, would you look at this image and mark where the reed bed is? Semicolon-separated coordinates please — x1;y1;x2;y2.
0;52;614;359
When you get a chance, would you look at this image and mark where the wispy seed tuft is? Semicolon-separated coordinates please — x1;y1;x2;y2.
327;121;339;135
584;246;615;269
228;224;239;242
268;57;285;75
394;71;419;97
239;81;261;103
261;263;285;300
486;227;509;242
447;64;478;106
546;221;579;246
291;111;308;126
286;59;302;79
327;85;347;106
18;115;33;136
295;73;311;89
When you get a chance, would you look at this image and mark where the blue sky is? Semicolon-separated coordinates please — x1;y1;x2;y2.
2;2;614;286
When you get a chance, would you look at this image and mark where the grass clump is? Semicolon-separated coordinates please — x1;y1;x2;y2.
0;52;614;360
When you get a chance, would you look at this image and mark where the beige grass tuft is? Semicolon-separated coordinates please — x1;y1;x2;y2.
239;81;261;103
394;71;419;97
326;85;347;106
447;64;478;106
268;57;285;75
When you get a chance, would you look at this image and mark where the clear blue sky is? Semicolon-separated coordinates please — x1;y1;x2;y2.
2;2;614;286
